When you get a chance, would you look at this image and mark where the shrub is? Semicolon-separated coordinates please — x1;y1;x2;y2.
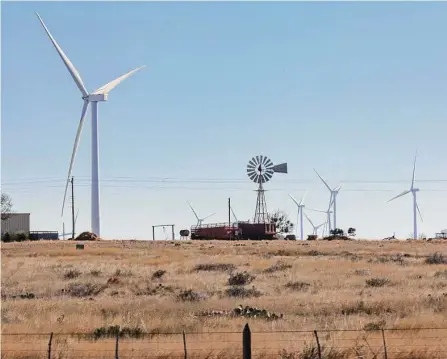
152;270;166;279
225;286;261;298
228;271;255;286
64;269;81;280
365;277;391;288
90;269;102;277
264;261;292;273
434;270;447;279
93;325;143;339
425;253;447;265
195;263;235;272
177;289;204;302
285;281;311;291
63;282;106;297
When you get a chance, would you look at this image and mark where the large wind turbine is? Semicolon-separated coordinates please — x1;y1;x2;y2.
387;152;423;240
36;13;145;237
187;201;216;227
314;169;341;231
288;191;307;240
303;212;326;237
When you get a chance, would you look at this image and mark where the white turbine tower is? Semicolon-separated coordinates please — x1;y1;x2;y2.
36;13;145;237
288;191;307;240
187;201;216;227
387;152;423;240
303;212;326;237
314;169;341;231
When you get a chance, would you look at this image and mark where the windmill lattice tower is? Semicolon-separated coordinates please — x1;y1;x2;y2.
246;156;288;223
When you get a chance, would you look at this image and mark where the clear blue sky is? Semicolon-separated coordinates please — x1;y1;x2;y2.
2;1;447;239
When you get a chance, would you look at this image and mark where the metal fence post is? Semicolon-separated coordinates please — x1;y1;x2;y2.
243;323;251;359
183;330;188;359
381;329;388;359
313;330;322;359
47;332;53;359
115;332;119;359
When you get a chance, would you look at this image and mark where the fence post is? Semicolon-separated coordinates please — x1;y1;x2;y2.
47;332;53;359
243;323;251;359
115;332;119;359
381;329;388;359
313;330;322;359
183;330;188;359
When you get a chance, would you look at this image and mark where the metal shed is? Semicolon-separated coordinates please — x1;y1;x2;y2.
1;213;30;235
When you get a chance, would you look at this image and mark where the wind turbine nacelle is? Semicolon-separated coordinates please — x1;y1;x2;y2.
88;94;108;102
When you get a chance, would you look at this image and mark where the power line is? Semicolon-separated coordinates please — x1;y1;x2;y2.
2;175;447;186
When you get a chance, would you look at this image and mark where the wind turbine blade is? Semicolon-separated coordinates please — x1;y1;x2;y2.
303;212;315;228
416;202;423;222
411;151;418;189
92;66;145;95
35;13;88;97
61;100;89;216
288;193;300;206
386;190;411;203
231;207;238;222
187;201;200;221
75;209;79;224
314;169;332;192
202;213;216;221
306;208;327;214
299;190;308;206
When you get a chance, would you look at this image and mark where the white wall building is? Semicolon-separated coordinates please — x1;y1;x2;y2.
1;213;30;235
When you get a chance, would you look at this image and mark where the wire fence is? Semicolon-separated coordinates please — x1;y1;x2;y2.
2;326;447;359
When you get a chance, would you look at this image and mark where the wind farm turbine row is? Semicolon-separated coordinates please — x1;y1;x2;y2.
289;152;424;240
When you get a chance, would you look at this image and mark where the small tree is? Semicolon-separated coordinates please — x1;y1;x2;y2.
270;210;294;233
348;227;356;237
1;193;13;220
330;228;345;236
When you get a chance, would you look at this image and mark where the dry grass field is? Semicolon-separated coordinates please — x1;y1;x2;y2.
1;239;447;358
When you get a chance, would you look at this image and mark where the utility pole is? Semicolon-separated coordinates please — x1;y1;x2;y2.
71;177;75;240
228;197;231;240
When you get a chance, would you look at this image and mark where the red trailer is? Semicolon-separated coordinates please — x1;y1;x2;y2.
190;223;238;240
190;221;276;240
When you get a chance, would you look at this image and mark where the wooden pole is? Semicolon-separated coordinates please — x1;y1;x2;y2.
182;330;187;359
313;330;322;359
243;323;251;359
47;332;53;359
382;328;388;359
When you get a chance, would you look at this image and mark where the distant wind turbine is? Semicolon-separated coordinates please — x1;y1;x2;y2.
387;151;423;240
307;207;333;236
288;191;307;240
36;13;145;238
187;201;215;226
303;212;326;237
313;169;341;231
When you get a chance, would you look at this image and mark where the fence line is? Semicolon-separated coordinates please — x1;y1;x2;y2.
2;326;447;359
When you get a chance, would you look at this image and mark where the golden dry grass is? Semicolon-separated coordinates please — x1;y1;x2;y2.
1;239;447;358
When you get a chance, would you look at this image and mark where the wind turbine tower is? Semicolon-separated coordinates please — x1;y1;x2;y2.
288;191;307;240
36;13;145;237
387;152;423;240
314;169;341;231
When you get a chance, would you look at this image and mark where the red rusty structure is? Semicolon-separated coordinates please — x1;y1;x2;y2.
190;221;276;240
